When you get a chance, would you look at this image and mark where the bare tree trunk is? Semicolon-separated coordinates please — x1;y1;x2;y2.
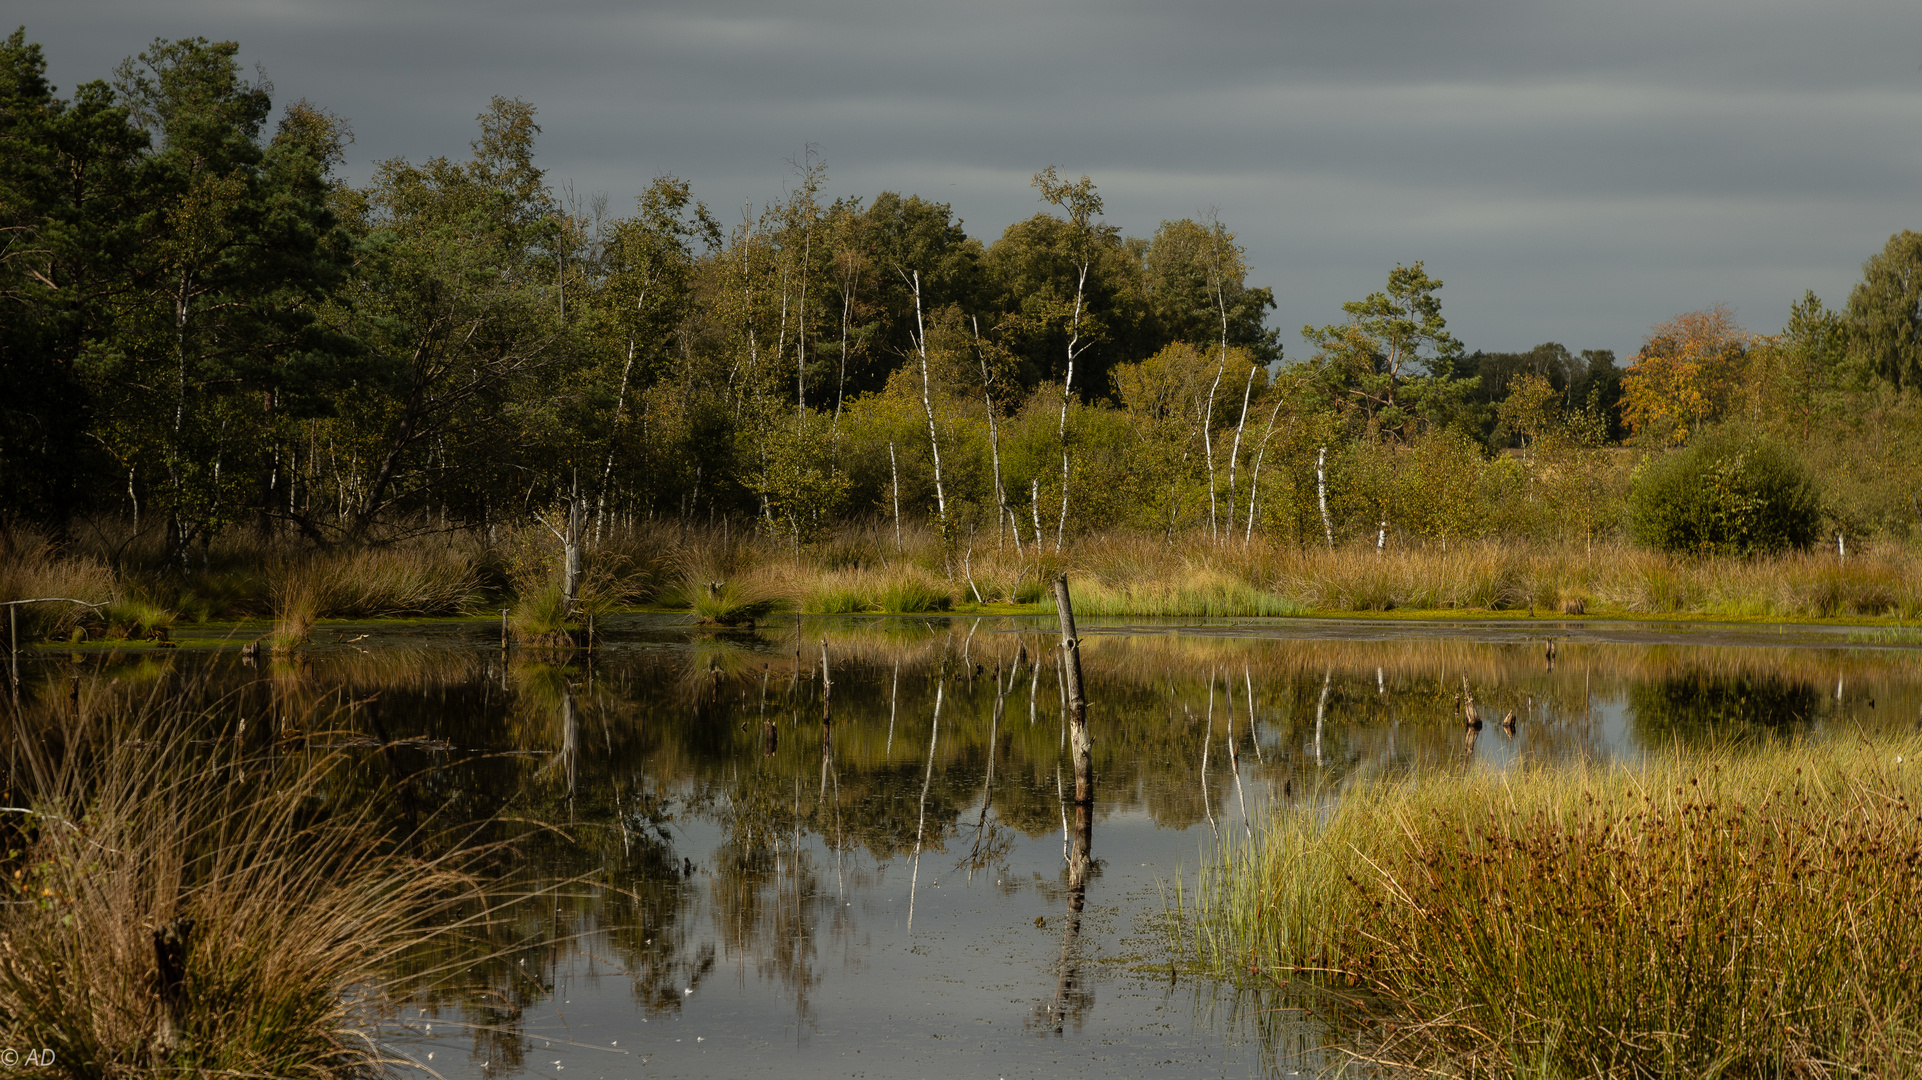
834;267;853;438
973;316;1017;555
889;441;903;554
1316;446;1334;549
1225;364;1255;541
1056;264;1090;553
1202;351;1224;541
908;272;949;560
1052;573;1092;806
795;211;810;432
740;202;759;419
1031;478;1044;550
537;496;586;618
596;334;640;542
1244;398;1285;544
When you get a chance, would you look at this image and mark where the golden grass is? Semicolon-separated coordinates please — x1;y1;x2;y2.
0;528;114;642
1052;534;1922;619
268;561;322;653
661;524;1922;622
0;693;492;1076
1178;734;1922;1077
14;517;1922;632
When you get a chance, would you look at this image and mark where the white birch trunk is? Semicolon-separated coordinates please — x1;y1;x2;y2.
909;272;948;539
890;441;903;554
1244;398;1284;544
1202;353;1224;542
1316;446;1333;549
1225;363;1254;541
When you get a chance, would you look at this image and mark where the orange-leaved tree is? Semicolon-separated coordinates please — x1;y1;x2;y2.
1619;306;1750;446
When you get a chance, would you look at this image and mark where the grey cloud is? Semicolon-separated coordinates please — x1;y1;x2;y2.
15;0;1921;356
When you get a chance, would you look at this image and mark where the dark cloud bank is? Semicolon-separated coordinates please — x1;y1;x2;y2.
21;0;1922;357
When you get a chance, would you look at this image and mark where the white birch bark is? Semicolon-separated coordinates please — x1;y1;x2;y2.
1316;446;1334;549
1225;363;1255;541
908;272;948;541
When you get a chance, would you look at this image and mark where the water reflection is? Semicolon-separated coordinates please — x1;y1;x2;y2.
8;616;1922;1077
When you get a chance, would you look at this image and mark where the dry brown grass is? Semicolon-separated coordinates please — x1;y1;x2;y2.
16;517;1920;631
1044;533;1922;620
0;692;493;1076
1181;734;1922;1077
0;527;115;642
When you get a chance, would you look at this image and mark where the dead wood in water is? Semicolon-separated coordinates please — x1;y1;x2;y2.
1052;573;1093;806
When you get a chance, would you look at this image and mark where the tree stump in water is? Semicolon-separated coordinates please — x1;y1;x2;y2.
152;917;194;1055
1052;574;1093;806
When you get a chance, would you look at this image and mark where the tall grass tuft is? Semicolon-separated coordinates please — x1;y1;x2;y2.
314;544;484;617
0;527;114;642
661;554;788;625
268;562;323;653
0;696;488;1075
1178;735;1922;1076
508;580;574;644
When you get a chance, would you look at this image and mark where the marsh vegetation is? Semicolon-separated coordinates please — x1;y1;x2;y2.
5;615;1920;1076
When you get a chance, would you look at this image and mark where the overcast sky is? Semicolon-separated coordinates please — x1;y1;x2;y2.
17;0;1921;358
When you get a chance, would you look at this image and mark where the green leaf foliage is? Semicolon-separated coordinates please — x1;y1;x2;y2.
1627;431;1822;556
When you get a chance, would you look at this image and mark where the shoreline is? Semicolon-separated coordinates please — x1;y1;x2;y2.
24;603;1922;655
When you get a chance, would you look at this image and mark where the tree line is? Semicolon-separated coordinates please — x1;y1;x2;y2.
5;31;1920;564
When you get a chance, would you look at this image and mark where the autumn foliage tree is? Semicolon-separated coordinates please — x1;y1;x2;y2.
1619;306;1750;446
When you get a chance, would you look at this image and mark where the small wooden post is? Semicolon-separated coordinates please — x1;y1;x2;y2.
1052;573;1092;806
500;608;509;652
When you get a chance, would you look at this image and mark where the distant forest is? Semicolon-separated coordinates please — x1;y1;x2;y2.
6;32;1922;560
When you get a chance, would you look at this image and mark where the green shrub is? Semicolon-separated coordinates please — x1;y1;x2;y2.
1627;432;1821;555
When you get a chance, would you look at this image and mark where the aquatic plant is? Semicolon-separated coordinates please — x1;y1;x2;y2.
0;695;491;1076
1178;735;1922;1076
268;562;323;653
315;544;485;617
0;528;114;642
509;579;574;644
797;565;954;614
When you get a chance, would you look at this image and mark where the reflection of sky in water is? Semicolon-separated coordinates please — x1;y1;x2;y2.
37;614;1921;1078
415;809;1295;1079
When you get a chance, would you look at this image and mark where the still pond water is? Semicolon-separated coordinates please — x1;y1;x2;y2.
44;615;1922;1078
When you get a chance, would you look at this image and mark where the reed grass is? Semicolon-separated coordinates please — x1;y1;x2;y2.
0;694;491;1076
1045;534;1922;620
0;528;114;642
797;565;955;614
268;563;323;653
312;544;485;617
1177;735;1922;1076
16;517;1922;631
660;559;788;625
508;580;573;644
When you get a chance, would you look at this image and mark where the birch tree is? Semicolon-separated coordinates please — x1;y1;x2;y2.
1032;167;1103;551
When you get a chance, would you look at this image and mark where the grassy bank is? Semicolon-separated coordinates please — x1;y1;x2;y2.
0;691;501;1076
6;520;1922;647
1177;735;1922;1077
